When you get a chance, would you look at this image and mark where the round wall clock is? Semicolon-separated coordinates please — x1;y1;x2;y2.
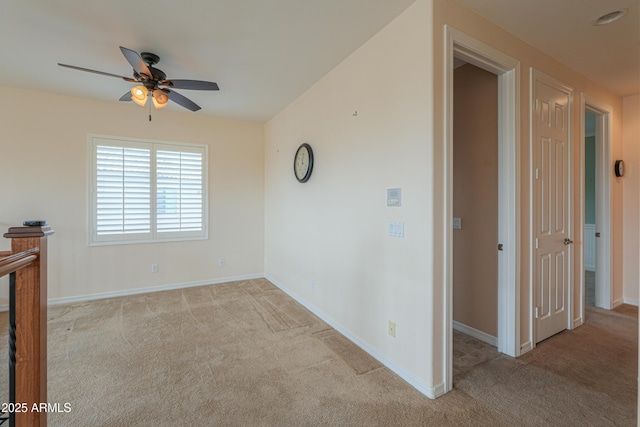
615;160;624;177
294;143;314;183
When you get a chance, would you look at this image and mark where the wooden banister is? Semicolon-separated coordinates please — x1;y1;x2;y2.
0;248;39;278
3;225;54;427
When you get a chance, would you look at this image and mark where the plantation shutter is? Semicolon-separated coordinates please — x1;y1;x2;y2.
95;145;151;239
156;148;204;234
90;136;207;245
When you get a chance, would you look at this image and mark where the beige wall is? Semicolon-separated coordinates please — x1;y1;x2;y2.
433;0;624;390
453;64;498;337
1;0;630;402
0;86;265;302
623;94;640;304
265;0;437;396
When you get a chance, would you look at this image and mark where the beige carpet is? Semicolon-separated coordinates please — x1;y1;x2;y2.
0;278;636;426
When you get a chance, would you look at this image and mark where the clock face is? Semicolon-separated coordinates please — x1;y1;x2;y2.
294;143;314;183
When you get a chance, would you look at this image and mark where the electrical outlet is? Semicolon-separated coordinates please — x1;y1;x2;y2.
218;258;225;266
388;320;396;338
151;264;158;273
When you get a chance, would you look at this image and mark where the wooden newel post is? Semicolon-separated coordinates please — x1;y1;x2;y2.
4;226;54;427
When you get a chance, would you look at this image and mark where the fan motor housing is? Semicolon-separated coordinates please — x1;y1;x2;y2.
140;52;166;81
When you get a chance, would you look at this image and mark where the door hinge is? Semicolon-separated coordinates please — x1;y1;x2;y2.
535;99;539;110
535;307;539;319
535;167;539;179
535;238;539;249
595;232;601;238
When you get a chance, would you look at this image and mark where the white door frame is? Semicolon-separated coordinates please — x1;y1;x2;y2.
443;25;521;393
579;93;613;318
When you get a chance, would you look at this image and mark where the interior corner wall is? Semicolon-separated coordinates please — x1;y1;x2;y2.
264;0;437;397
622;94;640;305
432;0;624;373
0;86;265;303
452;64;498;337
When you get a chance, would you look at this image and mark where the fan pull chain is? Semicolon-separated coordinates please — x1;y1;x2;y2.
149;99;152;122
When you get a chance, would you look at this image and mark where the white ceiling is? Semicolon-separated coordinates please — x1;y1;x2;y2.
455;0;639;98
1;0;637;122
1;0;416;121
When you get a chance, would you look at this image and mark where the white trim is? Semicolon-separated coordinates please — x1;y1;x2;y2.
612;298;624;309
453;321;497;346
623;298;639;307
579;95;613;312
43;274;262;308
520;341;533;354
265;274;442;399
443;25;521;395
0;274;264;312
573;317;584;328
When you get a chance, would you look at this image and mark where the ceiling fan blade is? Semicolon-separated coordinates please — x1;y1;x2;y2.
119;46;152;77
58;63;136;82
161;80;219;91
118;92;132;102
165;89;201;111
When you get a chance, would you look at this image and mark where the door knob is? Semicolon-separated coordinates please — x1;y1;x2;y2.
563;238;573;245
595;232;600;238
498;243;503;251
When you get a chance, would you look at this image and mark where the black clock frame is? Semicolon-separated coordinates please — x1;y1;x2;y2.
615;159;624;177
294;143;314;183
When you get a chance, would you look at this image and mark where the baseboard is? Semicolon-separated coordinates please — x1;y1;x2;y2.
623;298;639;307
573;316;584;328
452;321;497;346
264;274;440;400
520;341;533;354
612;298;624;309
0;274;264;312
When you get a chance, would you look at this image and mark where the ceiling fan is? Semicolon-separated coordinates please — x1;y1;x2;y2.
58;46;219;113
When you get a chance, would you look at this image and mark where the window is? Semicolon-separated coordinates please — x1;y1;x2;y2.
89;135;207;245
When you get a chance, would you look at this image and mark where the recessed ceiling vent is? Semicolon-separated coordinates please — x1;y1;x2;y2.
592;9;627;26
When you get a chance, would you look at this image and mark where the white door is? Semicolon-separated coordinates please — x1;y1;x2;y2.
532;70;573;343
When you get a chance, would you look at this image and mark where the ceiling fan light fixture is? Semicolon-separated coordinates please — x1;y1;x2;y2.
152;89;169;109
593;9;627;26
131;85;148;106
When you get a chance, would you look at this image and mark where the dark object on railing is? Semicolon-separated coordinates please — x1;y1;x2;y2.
22;221;48;227
1;225;54;427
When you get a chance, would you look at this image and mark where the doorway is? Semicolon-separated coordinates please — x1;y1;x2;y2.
451;61;499;378
451;60;500;379
443;26;520;393
584;110;597;307
579;94;613;321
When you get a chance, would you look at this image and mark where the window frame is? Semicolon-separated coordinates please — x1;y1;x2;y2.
88;134;208;246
